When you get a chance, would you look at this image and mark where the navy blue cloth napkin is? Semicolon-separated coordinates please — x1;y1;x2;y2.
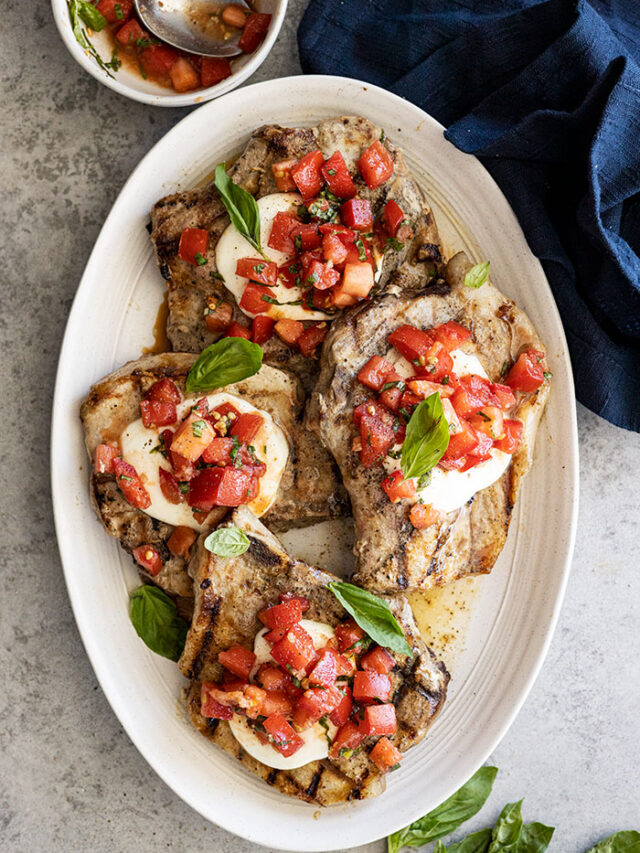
298;0;640;432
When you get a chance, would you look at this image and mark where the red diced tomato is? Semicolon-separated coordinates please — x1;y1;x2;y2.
241;684;267;719
303;259;330;289
357;356;396;391
171;412;215;461
146;378;181;405
140;399;177;428
260;691;293;717
494;418;523;453
382;470;415;503
96;0;133;22
298;323;328;358
255;664;288;692
319;222;357;242
413;340;454;382
353;671;392;703
361;646;395;675
443;418;479;460
278;261;301;289
178;228;208;265
505;349;546;392
158;467;184;504
250;314;274;345
258;598;304;631
274;318;304;347
321;151;356;198
140;44;179;76
292;222;322;250
230;412;263;444
491;382;517;410
409;502;440;529
238;12;271;53
218;644;256;680
201;683;233;720
433;321;472;351
379;372;404;412
383;199;405;237
239;282;271;315
113;458;151;509
307;650;338;687
166;525;197;559
469;406;505;441
187;466;254;509
388;324;434;364
353;399;396;467
263;713;304;757
201;437;233;465
335;619;366;653
236;257;277;286
270;623;317;672
221;670;248;692
271;160;298;193
329;686;353;728
264;626;287;645
169;56;200;92
94;444;120;474
297;684;343;721
222;4;248;26
279;592;310;611
340;198;373;231
200;56;232;87
370;736;402;771
322;232;348;266
225;321;251;340
267;212;298;254
291;150;325;198
406;378;454;399
204;299;233;334
360;703;397;736
358;140;394;189
450;374;498;418
334;262;374;306
132;545;162;576
329;720;363;759
115;18;146;45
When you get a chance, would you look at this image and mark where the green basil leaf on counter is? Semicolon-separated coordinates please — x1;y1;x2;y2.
585;831;640;853
186;337;263;394
77;0;108;30
401;393;450;481
464;261;491;289
214;163;264;256
387;766;498;853
487;801;524;851
129;585;188;662
515;822;555;853
435;843;448;853
445;828;493;853
328;582;412;657
204;526;250;558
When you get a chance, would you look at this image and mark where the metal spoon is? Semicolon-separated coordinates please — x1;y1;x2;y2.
134;0;250;57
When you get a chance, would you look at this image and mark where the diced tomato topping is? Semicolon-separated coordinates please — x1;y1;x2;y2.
113;458;151;509
388;324;434;364
278;261;301;289
335;619;366;653
292;222;322;251
236;257;277;286
279;592;310;611
340;198;373;231
329;686;353;728
132;545;162;576
353;399;396;467
450;374;498;418
443;418;479;460
260;690;293;717
178;228;208;265
361;646;395;675
115;18;146;45
238;12;271;53
339;261;374;301
204;299;233;334
169;56;200;92
378;372;404;413
224;321;251;340
145;378;181;405
259;598;304;631
329;720;363;759
382;470;415;503
369;736;403;771
274;318;304;347
358;140;394;189
240;684;266;719
140;399;177;428
307;650;338;688
302;259;335;290
469;406;505;441
188;466;255;509
297;683;343;721
383;199;406;237
263;713;304;757
321;151;356;198
166;525;197;558
409;502;440;529
353;671;392;703
264;626;287;645
255;664;288;692
158;467;183;504
218;644;256;680
271;160;298;193
200;437;232;465
360;703;397;736
170;412;214;461
94;444;120;474
321;232;348;266
491;383;517;410
221;669;248;693
405;378;453;400
494;418;523;453
140;44;179;76
201;683;234;720
229;412;263;444
96;0;133;21
267;212;298;254
411;339;453;382
357;356;396;392
431;320;471;352
298;323;328;358
505;349;546;392
291;150;325;199
238;282;270;315
270;623;317;672
200;56;232;87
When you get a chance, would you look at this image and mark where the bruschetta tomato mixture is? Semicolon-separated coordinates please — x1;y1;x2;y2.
354;322;548;529
88;1;270;93
177;141;413;356
200;594;404;772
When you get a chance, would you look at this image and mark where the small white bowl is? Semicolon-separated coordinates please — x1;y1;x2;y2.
51;0;287;106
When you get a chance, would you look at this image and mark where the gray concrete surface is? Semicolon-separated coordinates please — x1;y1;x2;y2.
1;1;639;851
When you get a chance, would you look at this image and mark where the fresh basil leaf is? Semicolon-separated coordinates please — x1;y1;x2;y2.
515;822;555;853
186;337;262;394
487;801;524;851
464;261;490;289
328;582;411;656
387;766;498;853
585;831;640;853
445;828;493;853
214;163;264;256
401;393;450;481
67;0;120;77
435;843;447;853
204;526;250;558
77;0;107;30
129;585;188;662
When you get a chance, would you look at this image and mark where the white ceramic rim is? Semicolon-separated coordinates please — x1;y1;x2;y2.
51;75;579;850
50;0;287;106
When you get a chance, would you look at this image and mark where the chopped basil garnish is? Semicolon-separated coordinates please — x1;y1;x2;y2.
67;0;120;77
114;2;124;19
355;237;368;261
195;252;208;266
204;526;250;558
191;419;206;438
464;260;490;289
386;237;404;251
210;270;224;281
381;380;405;393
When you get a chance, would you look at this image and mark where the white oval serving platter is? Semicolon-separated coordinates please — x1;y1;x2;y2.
51;75;579;851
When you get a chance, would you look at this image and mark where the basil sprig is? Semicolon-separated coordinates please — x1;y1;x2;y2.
440;829;493;852
129;585;189;662
401;393;450;481
464;261;491;289
388;766;498;853
586;832;640;852
327;582;412;656
186;337;262;394
67;1;121;78
76;0;107;29
204;526;250;558
214;163;265;257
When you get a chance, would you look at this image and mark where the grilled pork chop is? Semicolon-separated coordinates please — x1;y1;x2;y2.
308;252;550;594
80;353;347;600
149;115;446;392
179;506;449;805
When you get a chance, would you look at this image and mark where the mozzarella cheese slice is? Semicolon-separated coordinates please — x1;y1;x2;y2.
229;619;338;770
119;391;289;532
215;193;331;322
384;348;511;514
